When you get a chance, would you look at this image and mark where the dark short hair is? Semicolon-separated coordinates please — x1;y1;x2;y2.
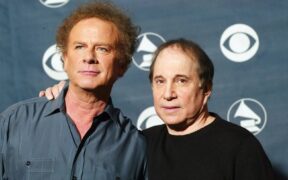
56;0;139;74
149;38;214;92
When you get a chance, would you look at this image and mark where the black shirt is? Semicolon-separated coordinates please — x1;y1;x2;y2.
143;113;274;180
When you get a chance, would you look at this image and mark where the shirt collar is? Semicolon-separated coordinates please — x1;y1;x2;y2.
43;85;123;127
43;84;68;116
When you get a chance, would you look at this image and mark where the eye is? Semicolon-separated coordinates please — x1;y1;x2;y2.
75;45;84;49
153;78;164;85
96;46;111;54
177;78;187;84
175;77;189;85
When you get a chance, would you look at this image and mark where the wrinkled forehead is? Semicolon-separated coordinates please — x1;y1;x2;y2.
157;45;199;67
68;17;119;43
167;44;198;60
155;46;199;73
155;46;200;77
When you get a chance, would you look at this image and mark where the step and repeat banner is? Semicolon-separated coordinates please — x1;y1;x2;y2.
0;0;287;178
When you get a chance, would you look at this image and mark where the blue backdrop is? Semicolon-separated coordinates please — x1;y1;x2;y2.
0;0;287;178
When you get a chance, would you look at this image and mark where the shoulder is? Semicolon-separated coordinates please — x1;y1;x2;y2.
211;114;274;178
142;124;166;138
114;108;147;145
208;113;264;151
211;113;254;139
0;97;51;124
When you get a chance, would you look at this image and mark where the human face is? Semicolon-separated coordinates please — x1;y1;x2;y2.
63;18;122;92
152;46;211;130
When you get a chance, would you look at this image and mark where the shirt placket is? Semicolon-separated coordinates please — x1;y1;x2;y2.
70;114;105;180
72;139;88;180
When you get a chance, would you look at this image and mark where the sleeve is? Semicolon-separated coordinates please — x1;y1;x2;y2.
139;133;149;180
0;114;6;179
137;130;148;180
142;153;148;180
0;112;10;180
234;135;275;180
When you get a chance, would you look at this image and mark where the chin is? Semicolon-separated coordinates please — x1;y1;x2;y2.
165;119;191;132
78;80;100;88
81;87;98;92
76;84;97;91
159;114;181;126
165;120;183;126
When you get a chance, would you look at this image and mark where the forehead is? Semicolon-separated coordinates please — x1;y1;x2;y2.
68;17;118;43
153;46;199;77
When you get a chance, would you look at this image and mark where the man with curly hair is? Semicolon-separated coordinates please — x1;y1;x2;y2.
0;1;147;180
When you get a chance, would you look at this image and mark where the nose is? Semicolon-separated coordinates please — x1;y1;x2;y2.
83;49;97;64
163;82;176;101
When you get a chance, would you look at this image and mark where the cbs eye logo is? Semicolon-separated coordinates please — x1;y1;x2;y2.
39;0;69;8
137;106;164;130
42;44;68;81
220;24;259;63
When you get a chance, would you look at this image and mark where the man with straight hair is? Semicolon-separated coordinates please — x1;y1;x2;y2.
144;38;274;180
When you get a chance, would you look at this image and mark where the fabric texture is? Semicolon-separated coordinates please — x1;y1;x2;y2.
0;86;147;180
143;113;274;180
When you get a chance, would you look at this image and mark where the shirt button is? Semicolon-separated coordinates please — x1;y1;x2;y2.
25;161;31;166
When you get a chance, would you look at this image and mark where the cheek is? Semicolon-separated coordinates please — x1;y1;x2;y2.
107;63;119;78
102;60;121;81
103;56;116;68
179;88;199;105
152;88;162;101
63;59;69;72
152;91;157;103
63;60;73;73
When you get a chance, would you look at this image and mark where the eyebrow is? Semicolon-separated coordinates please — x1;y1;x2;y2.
72;41;85;45
72;41;114;47
153;75;164;79
153;74;190;78
175;74;189;78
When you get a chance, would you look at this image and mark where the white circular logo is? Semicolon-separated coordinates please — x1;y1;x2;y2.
39;0;69;8
227;98;267;135
132;32;165;71
42;44;68;81
220;24;259;62
137;106;164;130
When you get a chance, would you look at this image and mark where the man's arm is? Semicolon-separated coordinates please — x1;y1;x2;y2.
235;136;275;180
39;80;66;100
0;114;6;179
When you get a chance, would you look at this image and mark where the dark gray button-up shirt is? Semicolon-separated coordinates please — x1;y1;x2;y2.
0;87;147;180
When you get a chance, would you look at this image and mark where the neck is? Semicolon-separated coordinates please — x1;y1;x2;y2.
166;107;215;136
65;84;111;138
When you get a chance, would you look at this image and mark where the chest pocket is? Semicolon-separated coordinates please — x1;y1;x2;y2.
83;167;134;180
25;158;54;180
85;167;115;180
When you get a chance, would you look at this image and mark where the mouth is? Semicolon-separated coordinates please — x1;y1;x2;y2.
78;70;100;76
161;106;180;113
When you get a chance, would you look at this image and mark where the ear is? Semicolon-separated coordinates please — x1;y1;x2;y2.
62;53;68;72
117;65;126;77
115;58;126;77
203;85;212;104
